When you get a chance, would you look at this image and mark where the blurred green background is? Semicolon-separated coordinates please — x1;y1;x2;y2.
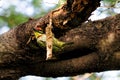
0;0;120;80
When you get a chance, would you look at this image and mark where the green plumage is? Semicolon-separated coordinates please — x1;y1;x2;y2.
34;31;73;52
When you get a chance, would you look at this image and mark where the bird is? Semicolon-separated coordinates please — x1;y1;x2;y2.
34;30;73;60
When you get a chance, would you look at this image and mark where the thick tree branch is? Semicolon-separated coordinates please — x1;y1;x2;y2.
0;14;120;80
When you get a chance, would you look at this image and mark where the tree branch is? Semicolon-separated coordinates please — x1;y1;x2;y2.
0;13;120;80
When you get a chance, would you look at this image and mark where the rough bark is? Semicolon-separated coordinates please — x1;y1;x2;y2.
1;0;120;80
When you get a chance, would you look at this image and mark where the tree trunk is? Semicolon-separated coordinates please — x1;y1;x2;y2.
1;0;120;80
